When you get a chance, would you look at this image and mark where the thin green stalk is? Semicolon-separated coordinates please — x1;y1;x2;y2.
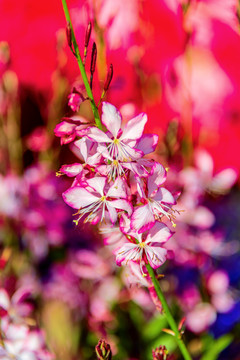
146;264;192;360
61;0;103;130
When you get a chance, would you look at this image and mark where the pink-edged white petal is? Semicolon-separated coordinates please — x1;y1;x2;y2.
63;187;100;209
54;121;75;136
110;199;133;216
131;204;155;233
122;162;148;177
59;163;83;177
87;151;102;166
145;245;168;269
148;163;167;196
119;212;131;233
136;134;159;155
118;143;143;161
135;176;146;198
85;177;106;196
120;113;147;143
87;127;112;143
102;102;122;137
97;165;110;176
115;243;142;266
106;203;118;223
72;138;89;162
153;187;175;204
138;159;155;167
209;168;238;194
146;222;173;244
125;261;150;287
107;177;127;198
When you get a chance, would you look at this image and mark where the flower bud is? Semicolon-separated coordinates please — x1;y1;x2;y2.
90;42;97;75
152;345;170;360
85;22;92;49
95;339;112;360
66;22;72;48
68;88;85;112
104;64;113;92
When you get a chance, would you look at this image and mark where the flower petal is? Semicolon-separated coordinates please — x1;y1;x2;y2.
54;121;75;136
123;162;148;177
110;199;133;216
146;222;173;244
148;163;167;197
195;149;214;177
120;113;147;142
136;134;158;155
107;177;127;198
87;126;112;143
63;187;100;209
153;187;175;204
115;243;141;266
106;203;118;223
59;163;83;177
209;168;237;194
86;177;106;196
131;204;155;233
145;245;168;269
102;102;122;137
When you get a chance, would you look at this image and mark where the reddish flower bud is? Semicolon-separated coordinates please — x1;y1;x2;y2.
95;339;112;360
152;346;173;360
66;22;72;48
68;88;85;112
85;22;92;49
104;64;113;92
90;42;97;75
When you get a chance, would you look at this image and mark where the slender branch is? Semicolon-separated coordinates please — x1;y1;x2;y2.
146;264;192;360
61;0;103;130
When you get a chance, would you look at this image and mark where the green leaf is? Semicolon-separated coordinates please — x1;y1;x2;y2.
201;334;233;360
142;314;168;341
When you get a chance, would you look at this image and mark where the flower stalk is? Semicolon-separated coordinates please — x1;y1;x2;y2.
61;0;103;130
146;264;192;360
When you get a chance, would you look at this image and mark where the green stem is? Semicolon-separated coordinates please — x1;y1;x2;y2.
61;0;103;130
146;264;192;360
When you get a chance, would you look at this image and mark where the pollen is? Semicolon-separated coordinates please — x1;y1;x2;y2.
139;242;146;248
113;160;119;166
113;138;119;145
100;196;106;202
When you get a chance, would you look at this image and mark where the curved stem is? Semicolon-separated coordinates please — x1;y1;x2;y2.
61;0;103;130
146;264;192;360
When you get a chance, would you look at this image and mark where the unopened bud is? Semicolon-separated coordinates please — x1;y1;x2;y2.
152;345;170;360
95;339;112;360
85;22;92;48
66;22;72;48
104;64;113;92
90;42;97;75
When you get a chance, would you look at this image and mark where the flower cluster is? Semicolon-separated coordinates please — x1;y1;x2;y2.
57;102;176;273
0;288;53;360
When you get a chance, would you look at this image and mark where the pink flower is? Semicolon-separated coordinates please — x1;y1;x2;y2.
185;303;217;333
63;176;132;224
87;102;147;162
131;163;176;233
97;0;139;49
54;116;90;145
116;222;172;269
97;133;158;180
68;89;84;112
180;149;238;197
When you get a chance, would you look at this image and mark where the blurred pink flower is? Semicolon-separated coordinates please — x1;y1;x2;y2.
185;303;217;333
